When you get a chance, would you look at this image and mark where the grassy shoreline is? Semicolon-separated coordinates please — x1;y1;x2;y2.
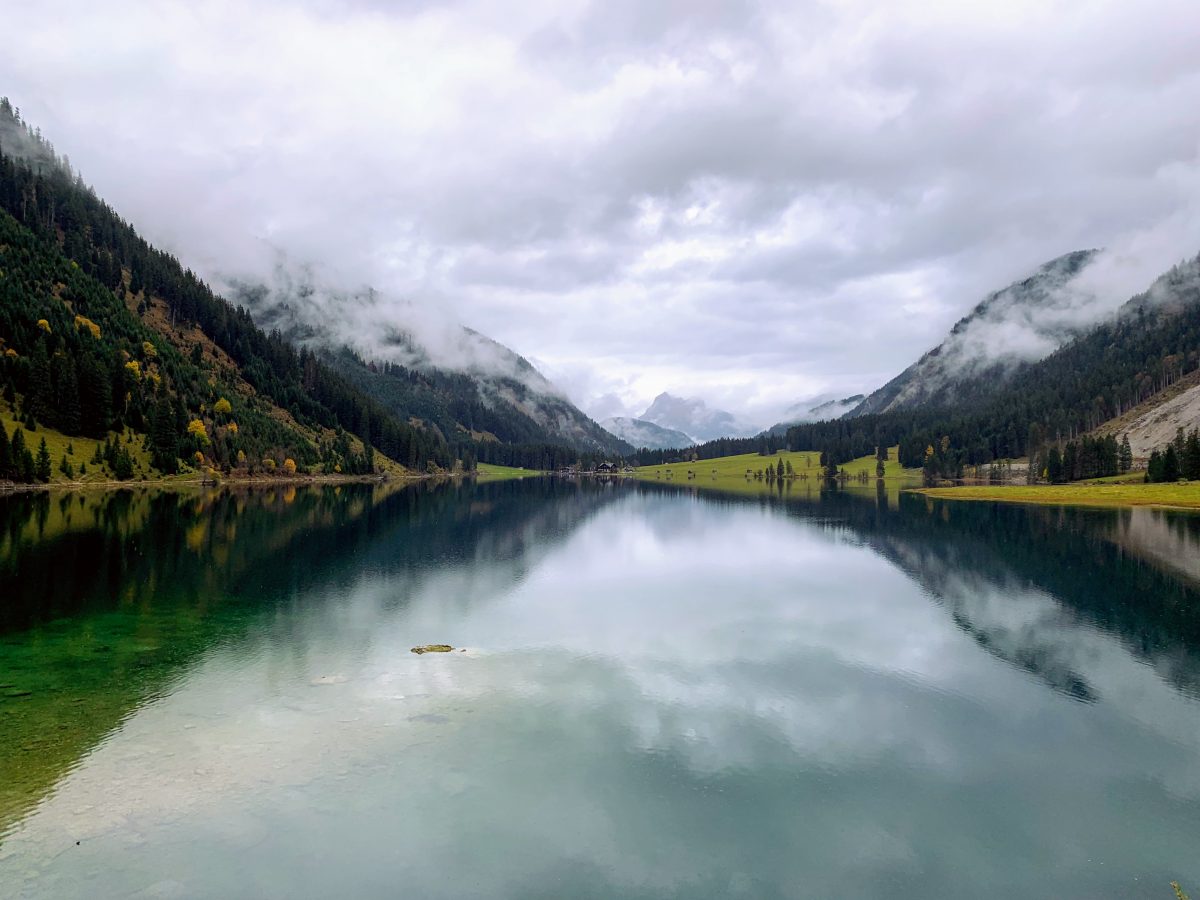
0;471;452;495
917;482;1200;510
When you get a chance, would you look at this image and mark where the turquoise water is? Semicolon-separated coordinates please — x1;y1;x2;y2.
1;480;1198;898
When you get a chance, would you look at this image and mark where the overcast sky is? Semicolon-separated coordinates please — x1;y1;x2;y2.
4;0;1200;425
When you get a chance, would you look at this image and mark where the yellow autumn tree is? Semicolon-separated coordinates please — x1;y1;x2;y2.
282;458;297;475
124;360;142;381
213;397;232;415
187;418;210;446
227;421;239;434
74;315;101;339
142;341;158;358
36;319;51;333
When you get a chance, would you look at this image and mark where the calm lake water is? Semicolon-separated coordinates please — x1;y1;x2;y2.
1;478;1199;899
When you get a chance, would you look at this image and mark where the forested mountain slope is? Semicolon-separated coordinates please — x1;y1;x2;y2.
784;253;1200;473
0;98;453;482
849;250;1100;417
225;275;630;457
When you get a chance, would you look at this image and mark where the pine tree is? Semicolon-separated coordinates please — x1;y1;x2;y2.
149;398;179;473
1147;449;1164;483
1047;446;1064;484
78;353;112;438
111;444;134;480
11;427;27;475
19;445;35;483
1184;429;1200;481
35;437;52;482
1119;435;1133;473
28;338;53;426
0;417;10;479
52;352;82;434
1163;444;1181;482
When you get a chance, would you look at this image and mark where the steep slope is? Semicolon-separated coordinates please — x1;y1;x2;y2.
0;98;452;482
224;274;630;456
1093;366;1200;458
600;416;695;450
640;392;758;442
849;250;1100;417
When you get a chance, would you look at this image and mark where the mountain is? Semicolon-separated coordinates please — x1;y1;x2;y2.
600;416;695;451
781;250;1200;476
223;269;630;458
848;250;1100;417
640;392;758;442
0;98;457;482
766;394;866;434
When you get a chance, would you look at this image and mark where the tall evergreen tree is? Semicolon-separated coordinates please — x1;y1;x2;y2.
1047;446;1064;484
149;397;179;473
1162;444;1181;482
1184;429;1200;481
0;417;10;478
78;353;112;438
28;338;53;426
52;352;82;434
35;437;51;482
1147;449;1164;483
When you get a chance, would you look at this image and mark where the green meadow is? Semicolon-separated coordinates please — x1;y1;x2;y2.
475;462;538;479
919;481;1200;510
1;399;162;485
634;447;918;482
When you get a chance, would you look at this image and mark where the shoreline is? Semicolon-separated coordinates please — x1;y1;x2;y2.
0;472;453;495
915;482;1200;511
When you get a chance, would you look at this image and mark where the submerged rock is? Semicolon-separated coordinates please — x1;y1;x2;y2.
310;675;349;685
411;644;454;654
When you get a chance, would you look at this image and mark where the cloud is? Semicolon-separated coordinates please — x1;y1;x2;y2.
3;0;1200;424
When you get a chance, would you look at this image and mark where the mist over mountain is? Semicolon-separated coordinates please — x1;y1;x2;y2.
600;417;695;451
766;394;866;434
222;263;629;455
639;393;759;443
849;250;1103;417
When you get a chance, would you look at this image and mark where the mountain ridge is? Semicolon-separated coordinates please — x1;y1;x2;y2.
601;416;695;451
848;249;1101;417
640;392;758;442
224;270;630;457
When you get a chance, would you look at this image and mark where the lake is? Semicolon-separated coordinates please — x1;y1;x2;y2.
1;478;1199;898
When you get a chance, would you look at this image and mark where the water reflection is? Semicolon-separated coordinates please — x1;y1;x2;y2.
0;479;1197;898
0;479;623;839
